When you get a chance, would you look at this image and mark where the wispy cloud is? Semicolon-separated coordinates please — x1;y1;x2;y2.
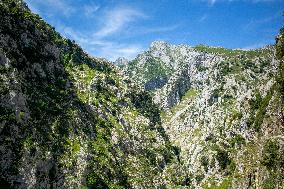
199;14;208;22
208;0;217;5
25;1;147;60
83;3;100;18
95;43;144;61
94;7;147;38
140;24;180;34
204;0;279;6
25;0;76;17
243;12;281;32
62;26;144;61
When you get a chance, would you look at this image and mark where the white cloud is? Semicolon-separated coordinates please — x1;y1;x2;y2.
26;2;181;60
84;3;100;18
94;7;147;38
25;0;76;17
43;4;148;61
97;43;144;61
61;27;144;61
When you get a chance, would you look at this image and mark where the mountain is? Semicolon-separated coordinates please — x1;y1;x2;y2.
121;40;284;187
0;0;283;189
0;1;184;188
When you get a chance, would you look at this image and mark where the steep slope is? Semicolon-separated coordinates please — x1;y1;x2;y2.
122;40;284;187
0;1;184;188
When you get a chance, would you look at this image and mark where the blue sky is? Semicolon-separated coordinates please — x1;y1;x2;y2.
25;0;284;61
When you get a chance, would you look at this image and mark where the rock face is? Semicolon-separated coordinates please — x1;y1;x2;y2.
122;41;284;187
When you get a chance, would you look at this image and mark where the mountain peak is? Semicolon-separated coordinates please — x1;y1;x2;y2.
150;40;169;50
114;57;129;65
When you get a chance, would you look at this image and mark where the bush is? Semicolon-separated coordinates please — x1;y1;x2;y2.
216;148;231;170
201;156;209;172
229;134;245;147
247;90;273;131
261;140;279;170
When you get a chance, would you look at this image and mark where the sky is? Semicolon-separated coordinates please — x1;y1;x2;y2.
25;0;284;61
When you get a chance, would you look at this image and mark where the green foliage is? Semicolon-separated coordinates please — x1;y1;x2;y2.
194;44;272;59
219;61;242;76
144;58;171;81
197;65;208;72
204;177;232;189
66;138;81;155
261;140;279;170
262;174;278;189
0;106;16;123
247;89;273;131
276;27;284;60
87;173;109;189
181;88;198;101
86;117;131;189
201;156;209;172
209;88;220;105
231;111;243;121
276;27;284;103
229;134;245;147
253;92;273;131
195;174;205;184
126;57;172;90
261;139;284;189
128;90;161;126
216;148;231;170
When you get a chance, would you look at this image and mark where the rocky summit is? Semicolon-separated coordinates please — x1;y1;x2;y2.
0;0;284;189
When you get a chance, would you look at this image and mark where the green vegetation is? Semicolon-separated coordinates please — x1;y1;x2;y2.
143;57;171;81
201;155;210;172
262;175;278;189
216;148;231;170
181;88;198;101
261;139;284;189
161;88;198;123
126;56;172;90
276;26;284;106
209;88;220;105
261;139;279;170
194;44;272;59
204;176;232;189
229;134;246;147
247;89;274;131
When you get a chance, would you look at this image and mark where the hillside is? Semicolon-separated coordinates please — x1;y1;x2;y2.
121;37;284;188
0;1;183;188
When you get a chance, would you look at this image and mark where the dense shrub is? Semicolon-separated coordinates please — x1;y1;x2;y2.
261;140;279;170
